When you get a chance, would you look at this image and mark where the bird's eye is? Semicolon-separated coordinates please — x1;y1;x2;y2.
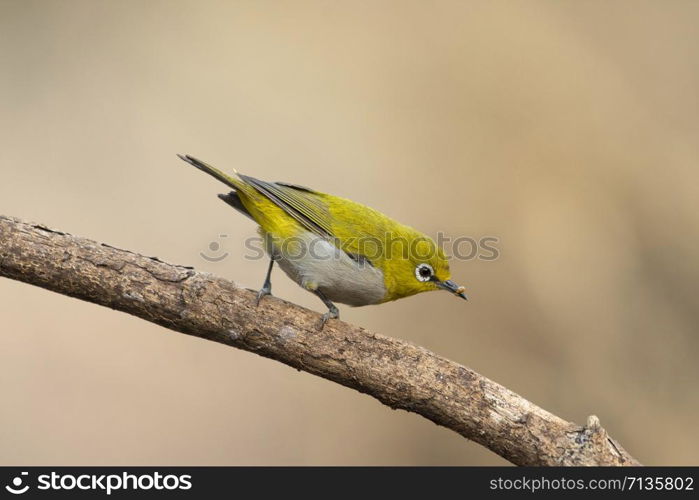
415;263;434;282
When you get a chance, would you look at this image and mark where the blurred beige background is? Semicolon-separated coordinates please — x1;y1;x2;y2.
1;0;698;465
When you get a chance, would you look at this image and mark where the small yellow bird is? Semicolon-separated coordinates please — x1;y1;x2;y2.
179;155;466;328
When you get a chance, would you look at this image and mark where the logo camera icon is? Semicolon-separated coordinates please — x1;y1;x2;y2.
5;472;29;495
200;234;229;262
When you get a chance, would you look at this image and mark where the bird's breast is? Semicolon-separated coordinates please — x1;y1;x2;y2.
263;231;386;307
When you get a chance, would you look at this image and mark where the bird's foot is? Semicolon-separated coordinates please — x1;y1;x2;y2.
255;286;272;306
318;304;339;330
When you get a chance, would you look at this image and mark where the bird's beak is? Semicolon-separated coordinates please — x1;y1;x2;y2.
437;279;468;300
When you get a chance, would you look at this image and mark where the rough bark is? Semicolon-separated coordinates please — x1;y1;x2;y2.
0;215;640;465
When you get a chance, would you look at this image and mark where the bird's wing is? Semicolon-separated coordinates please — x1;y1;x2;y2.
240;175;381;267
238;175;335;239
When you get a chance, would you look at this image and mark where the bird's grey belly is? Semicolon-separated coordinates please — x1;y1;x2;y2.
263;231;386;306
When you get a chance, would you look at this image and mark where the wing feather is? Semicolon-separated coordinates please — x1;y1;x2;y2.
238;174;334;238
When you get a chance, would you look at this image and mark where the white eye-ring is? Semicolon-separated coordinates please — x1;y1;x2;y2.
415;263;434;282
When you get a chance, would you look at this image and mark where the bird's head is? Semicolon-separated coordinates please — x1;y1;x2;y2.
378;230;467;303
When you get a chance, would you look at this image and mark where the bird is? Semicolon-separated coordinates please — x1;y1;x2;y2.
179;154;467;328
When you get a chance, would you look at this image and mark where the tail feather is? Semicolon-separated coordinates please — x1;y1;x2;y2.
218;191;253;220
177;154;241;190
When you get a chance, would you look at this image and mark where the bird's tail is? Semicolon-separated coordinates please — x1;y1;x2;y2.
177;154;244;191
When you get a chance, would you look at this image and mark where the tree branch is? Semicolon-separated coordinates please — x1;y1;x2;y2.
0;215;639;465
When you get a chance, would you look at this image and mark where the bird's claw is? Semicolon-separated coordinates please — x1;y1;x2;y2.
256;287;271;306
318;306;339;330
